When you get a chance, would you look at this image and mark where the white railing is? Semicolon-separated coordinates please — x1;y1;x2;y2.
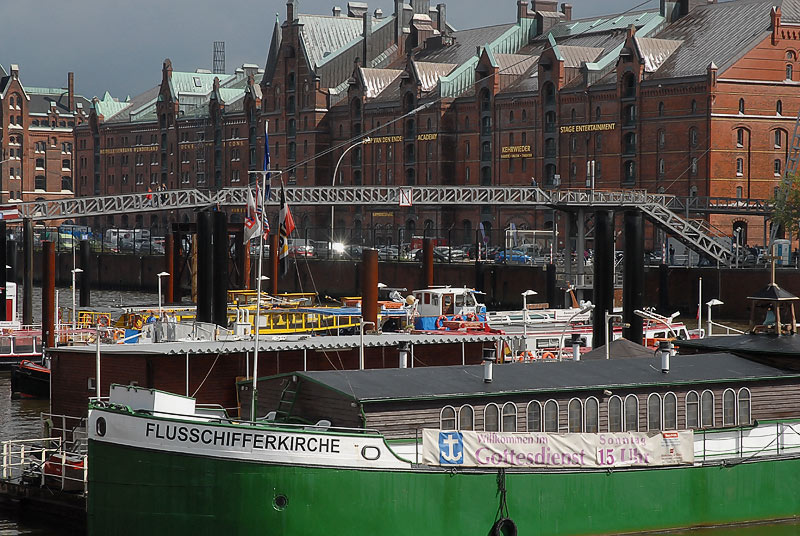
0;437;87;494
706;321;746;336
696;420;800;462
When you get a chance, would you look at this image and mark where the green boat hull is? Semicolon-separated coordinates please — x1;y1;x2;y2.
89;440;800;535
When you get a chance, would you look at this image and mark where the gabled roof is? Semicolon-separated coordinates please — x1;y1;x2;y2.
359;67;404;98
414;23;517;66
548;10;663;40
413;61;457;92
298;14;386;69
582;338;654;360
93;91;131;120
634;36;683;73
286;353;797;403
495;54;538;75
652;0;776;79
558;45;604;68
262;14;283;85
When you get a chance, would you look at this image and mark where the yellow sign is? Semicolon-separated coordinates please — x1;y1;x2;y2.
372;212;393;217
417;133;438;141
364;135;402;144
99;146;158;155
500;145;532;159
559;122;616;134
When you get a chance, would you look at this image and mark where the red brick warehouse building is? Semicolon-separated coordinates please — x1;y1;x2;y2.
79;0;800;247
0;65;89;205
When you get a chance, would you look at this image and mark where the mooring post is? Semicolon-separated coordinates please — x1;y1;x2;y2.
164;233;174;305
196;211;213;323
622;210;644;344
212;211;229;327
42;241;56;348
422;237;434;288
22;218;33;326
592;210;615;348
0;220;7;322
362;248;379;336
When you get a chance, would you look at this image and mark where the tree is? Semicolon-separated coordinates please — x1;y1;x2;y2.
770;173;800;239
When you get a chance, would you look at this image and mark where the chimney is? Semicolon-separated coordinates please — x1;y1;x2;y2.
659;341;671;373
560;2;572;20
482;347;496;383
287;0;296;21
67;72;75;112
437;3;446;34
517;1;529;21
398;341;410;368
374;7;383;18
363;11;373;66
772;6;782;45
333;6;341;16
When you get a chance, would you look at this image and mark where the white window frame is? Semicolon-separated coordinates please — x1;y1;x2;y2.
647;393;662;431
543;399;559;433
458;404;475;431
722;388;737;426
567;398;583;433
624;394;639;432
663;392;678;430
501;402;517;432
608;395;623;432
526;400;542;432
439;405;457;431
584;397;600;433
484;403;500;432
685;391;700;429
737;387;751;426
701;389;715;428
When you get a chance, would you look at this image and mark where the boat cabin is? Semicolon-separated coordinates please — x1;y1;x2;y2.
242;352;800;440
413;287;486;330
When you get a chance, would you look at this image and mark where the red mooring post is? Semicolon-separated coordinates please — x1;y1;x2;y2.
243;240;251;290
422;237;434;288
165;233;175;304
42;241;55;348
362;248;378;330
269;233;279;296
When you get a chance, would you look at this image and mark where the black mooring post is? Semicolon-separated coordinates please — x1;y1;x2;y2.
592;210;615;348
196;211;213;323
0;220;6;322
80;239;91;307
622;210;644;344
22;219;33;326
212;211;229;327
6;238;17;284
546;263;556;307
659;263;670;314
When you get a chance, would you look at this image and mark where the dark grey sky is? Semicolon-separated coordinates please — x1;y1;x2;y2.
3;0;651;100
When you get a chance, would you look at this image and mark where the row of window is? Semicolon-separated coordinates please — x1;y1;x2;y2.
440;389;752;433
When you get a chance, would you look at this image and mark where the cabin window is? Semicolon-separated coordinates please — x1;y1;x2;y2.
701;390;715;428
585;397;599;433
737;388;751;425
568;398;583;432
663;392;678;430
424;294;431;305
685;391;699;428
723;389;736;426
484;403;500;431
527;401;542;432
647;394;662;431
624;395;639;432
608;395;623;432
502;402;517;432
459;405;474;430
455;294;464;307
440;406;457;430
543;400;559;432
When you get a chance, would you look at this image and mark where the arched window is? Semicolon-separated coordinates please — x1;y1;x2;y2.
571;108;576;122
689;128;698;147
737;388;751;425
543;399;559;432
775;159;782;176
287;72;296;90
287;119;296;137
568;398;583;432
736;158;744;176
624;394;639;432
647;393;662;431
595;106;601;121
288;142;296;161
287;96;296;114
701;390;715;428
484;403;500;431
480;89;491;111
691;99;697;114
526;401;542;432
658;102;664;117
545;111;556;131
459;405;475;430
736;128;745;147
722;388;736;426
481;116;491;135
775;129;784;148
542;83;555;105
464;116;470;130
440;406;456;430
658;158;665;176
624;132;636;154
658;130;665;148
585;397;599;433
608;395;623;432
777;100;783;115
685;391;699;428
509;110;514;123
622;72;636;97
738;98;745;114
787;64;793;81
522;109;527;121
624;160;636;183
736;186;743;199
502;402;517;432
426;117;432;130
664;392;677;430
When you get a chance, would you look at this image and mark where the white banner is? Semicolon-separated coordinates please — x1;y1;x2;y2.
423;429;694;468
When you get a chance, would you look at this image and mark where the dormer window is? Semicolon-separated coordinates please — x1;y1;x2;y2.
193;76;202;88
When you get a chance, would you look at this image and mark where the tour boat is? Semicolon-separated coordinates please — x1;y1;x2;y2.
9;359;50;399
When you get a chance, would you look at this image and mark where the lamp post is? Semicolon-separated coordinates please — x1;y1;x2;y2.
157;271;169;317
521;289;537;340
706;298;724;337
330;138;371;249
558;304;595;360
71;268;83;332
604;311;629;360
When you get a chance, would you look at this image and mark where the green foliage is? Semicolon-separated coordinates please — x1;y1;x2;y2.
770;173;800;238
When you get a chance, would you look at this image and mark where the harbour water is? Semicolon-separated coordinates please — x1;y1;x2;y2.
0;289;798;534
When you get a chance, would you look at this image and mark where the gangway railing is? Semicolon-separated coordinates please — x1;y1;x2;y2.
0;437;87;494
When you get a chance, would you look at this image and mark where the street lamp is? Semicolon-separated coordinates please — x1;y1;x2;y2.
603;312;630;360
521;290;537;340
706;298;724;337
330;138;371;250
157;271;169;317
558;303;594;360
71;268;83;332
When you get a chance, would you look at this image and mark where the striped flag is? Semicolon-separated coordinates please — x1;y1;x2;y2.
243;187;261;242
278;184;295;275
260;122;272;234
0;205;19;220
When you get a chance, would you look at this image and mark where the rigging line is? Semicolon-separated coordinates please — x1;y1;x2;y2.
251;0;659;184
191;352;221;398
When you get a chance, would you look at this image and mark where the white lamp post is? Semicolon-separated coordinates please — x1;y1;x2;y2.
157;271;169;317
251;274;270;421
558;304;595;360
521;290;537;340
71;268;83;332
706;298;724;337
330;138;371;250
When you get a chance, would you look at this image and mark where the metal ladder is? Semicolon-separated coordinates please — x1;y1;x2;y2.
770;112;800;246
275;378;300;422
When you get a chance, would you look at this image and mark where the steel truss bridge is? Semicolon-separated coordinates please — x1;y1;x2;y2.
9;186;774;266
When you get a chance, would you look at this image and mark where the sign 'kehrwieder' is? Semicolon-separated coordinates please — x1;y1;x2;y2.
422;429;694;468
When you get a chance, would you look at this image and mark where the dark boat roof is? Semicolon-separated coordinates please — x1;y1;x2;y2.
677;334;800;358
581;338;654;360
747;283;799;301
278;353;798;402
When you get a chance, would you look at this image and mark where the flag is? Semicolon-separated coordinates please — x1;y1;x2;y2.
244;187;261;243
259;122;272;235
0;205;19;220
279;184;295;274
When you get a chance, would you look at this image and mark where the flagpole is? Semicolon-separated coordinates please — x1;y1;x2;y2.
251;121;269;422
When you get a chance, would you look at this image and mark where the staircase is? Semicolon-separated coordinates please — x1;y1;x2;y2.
275;377;300;422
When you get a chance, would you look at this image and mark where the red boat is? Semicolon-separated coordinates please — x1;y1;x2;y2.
10;359;50;399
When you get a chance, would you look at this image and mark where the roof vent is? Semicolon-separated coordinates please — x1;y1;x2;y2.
333;6;342;16
658;340;672;373
482;347;496;383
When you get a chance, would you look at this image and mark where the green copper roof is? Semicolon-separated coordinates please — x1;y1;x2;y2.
94;91;131;119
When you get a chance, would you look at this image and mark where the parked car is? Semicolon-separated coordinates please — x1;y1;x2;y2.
495;249;532;264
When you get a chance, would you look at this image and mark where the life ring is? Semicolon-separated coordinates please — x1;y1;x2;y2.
490;518;518;536
466;312;478;321
113;330;124;343
542;351;556;360
133;315;144;330
452;314;464;322
435;315;448;330
98;316;110;328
